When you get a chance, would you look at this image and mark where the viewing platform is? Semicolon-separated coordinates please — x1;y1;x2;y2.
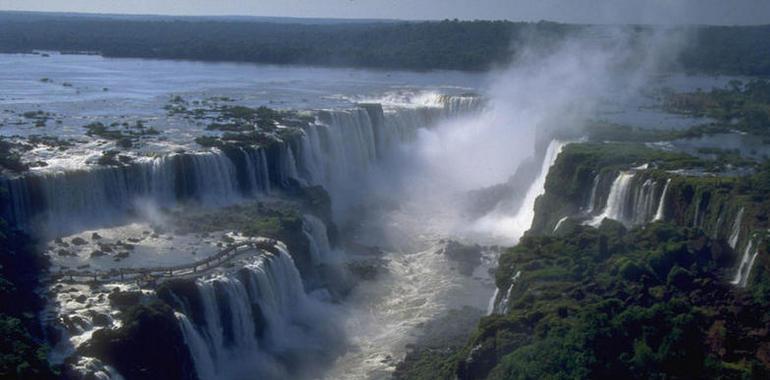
51;238;278;285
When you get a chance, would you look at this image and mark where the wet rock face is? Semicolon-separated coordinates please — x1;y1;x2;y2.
439;240;483;276
80;302;197;380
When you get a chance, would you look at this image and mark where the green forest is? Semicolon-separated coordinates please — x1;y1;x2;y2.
0;12;768;74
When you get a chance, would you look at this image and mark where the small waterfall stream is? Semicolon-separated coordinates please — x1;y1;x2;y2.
584;174;601;215
653;178;671;221
588;171;635;226
587;171;667;228
729;208;744;249
732;239;759;287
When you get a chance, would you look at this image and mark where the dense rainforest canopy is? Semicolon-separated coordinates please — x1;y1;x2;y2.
0;12;769;74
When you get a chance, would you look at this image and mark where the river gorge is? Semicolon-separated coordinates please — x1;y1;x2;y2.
1;44;769;380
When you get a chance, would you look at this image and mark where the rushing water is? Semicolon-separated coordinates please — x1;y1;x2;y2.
1;53;755;379
587;171;669;228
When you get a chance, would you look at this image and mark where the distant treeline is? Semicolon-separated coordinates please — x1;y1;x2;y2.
0;12;768;74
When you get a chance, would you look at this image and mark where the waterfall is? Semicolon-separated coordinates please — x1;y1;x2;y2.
691;194;703;228
491;271;521;315
486;288;499;315
584;174;601;215
167;244;334;379
588;171;635;226
476;140;567;316
630;178;658;226
188;152;241;204
731;239;759;287
176;313;216;380
729;208;744;249
302;214;334;265
483;140;568;241
741;244;762;288
587;172;667;227
653;179;671;221
553;216;569;232
2;100;479;234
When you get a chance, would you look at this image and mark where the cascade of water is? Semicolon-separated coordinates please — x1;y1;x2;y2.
441;96;484;116
741;243;762;288
508;140;568;238
729;208;744;249
301;214;334;265
731;239;759;287
196;278;226;364
584;174;601;215
189;152;241;204
486;288;499;315
630;178;658;225
170;245;315;379
2;95;483;234
492;271;521;315
175;313;217;380
691;193;702;228
477;141;568;321
298;129;325;185
712;205;727;239
653;179;671;222
4;101;473;233
472;140;568;245
588;171;635;226
553;216;569;232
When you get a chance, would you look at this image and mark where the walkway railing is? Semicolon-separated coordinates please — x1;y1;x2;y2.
52;238;277;284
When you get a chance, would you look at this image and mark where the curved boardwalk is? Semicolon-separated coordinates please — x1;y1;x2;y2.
52;238;277;284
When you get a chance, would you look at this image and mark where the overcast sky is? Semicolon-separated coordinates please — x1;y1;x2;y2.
1;0;769;25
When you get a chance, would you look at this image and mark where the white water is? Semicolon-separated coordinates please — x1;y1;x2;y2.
587;172;666;227
22;37;715;378
653;178;671;221
692;194;703;228
729;208;744;249
169;243;342;379
588;171;635;226
486;288;500;315
630;178;658;225
741;244;762;288
302;214;335;266
4;99;474;235
731;239;758;287
585;174;601;214
553;216;569;232
176;313;217;380
472;140;568;244
490;271;521;315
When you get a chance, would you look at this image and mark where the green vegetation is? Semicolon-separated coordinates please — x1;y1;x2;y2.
193;105;309;149
584;122;733;143
83;121;160;146
665;79;770;136
407;223;770;379
96;150;134;166
531;142;734;232
170;201;303;239
1;13;769;74
167;196;333;277
406;139;770;379
21;110;51;128
0;204;57;378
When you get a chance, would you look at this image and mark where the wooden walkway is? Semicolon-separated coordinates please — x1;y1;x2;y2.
52;238;277;284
